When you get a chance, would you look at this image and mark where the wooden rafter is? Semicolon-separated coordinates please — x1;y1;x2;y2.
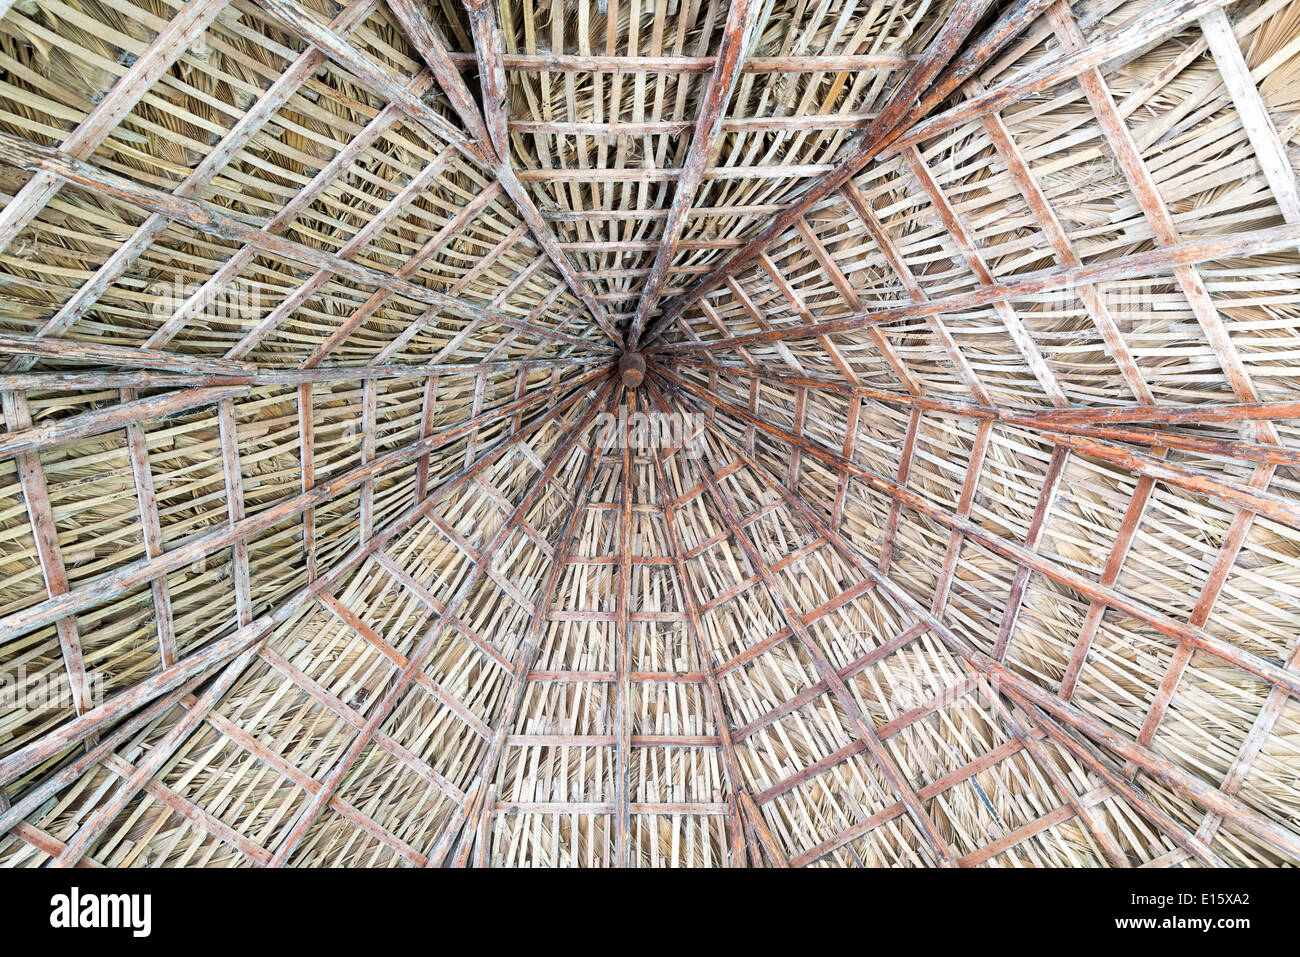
0;368;609;646
658;220;1300;354
626;0;764;347
0;132;607;355
654;365;1300;702
644;0;1053;343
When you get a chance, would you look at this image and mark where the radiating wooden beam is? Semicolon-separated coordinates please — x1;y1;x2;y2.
644;0;1050;343
426;776;486;868
881;0;1235;156
0;368;609;645
657;221;1300;354
266;380;613;866
734;621;930;744
653;365;1300;702
413;250;549;370
626;0;764;348
366;0;619;346
1200;8;1300;223
674;358;1300;469
0;132;607;355
297;383;318;581
614;388;634;865
254;0;484;163
382;0;627;349
737;791;788;867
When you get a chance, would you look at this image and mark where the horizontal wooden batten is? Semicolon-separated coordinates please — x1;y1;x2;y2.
442;52;915;72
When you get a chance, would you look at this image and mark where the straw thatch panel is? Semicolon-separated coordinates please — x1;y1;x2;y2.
0;0;1297;867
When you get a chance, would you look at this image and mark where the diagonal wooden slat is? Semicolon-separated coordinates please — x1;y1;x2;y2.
660;384;959;867
625;0;765;348
643;0;1053;344
0;131;608;355
263;378;613;866
360;0;624;345
0;0;230;255
30;0;387;348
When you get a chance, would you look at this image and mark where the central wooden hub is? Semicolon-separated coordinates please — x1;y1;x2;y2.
619;352;646;389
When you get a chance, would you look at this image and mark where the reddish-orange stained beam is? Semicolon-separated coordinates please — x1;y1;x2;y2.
1045;432;1300;533
0;372;612;789
653;365;1300;701
614;388;634;865
673;358;1300;469
626;0;765;348
265;381;614;866
643;0;1053;343
655;221;1300;355
674;404;958;867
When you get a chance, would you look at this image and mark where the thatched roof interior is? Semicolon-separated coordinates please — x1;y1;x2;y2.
0;0;1298;867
